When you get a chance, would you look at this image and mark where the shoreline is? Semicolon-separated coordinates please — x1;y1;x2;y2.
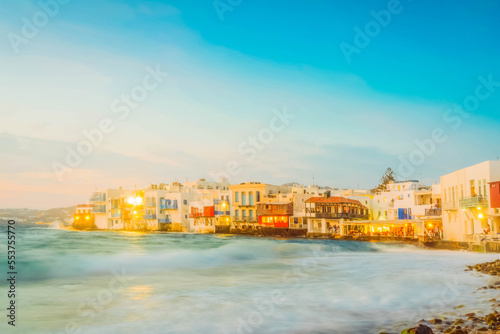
394;260;500;334
47;226;500;333
65;225;500;253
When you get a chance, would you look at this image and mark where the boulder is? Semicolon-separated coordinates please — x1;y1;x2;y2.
400;324;434;334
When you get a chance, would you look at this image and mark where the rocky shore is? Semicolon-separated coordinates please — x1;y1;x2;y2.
387;260;500;334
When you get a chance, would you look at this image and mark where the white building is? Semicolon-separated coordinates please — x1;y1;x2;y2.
441;160;500;241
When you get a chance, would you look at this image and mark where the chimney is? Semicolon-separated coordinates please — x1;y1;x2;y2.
324;190;331;199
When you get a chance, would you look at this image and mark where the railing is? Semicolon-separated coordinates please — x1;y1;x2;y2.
90;194;106;202
158;218;171;223
214;211;231;216
233;216;258;223
144;214;157;219
425;208;442;216
257;208;293;216
160;201;178;210
313;212;369;220
460;196;488;209
92;206;106;213
189;213;203;218
442;202;457;211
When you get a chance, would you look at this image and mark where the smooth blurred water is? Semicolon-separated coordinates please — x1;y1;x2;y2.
1;225;500;334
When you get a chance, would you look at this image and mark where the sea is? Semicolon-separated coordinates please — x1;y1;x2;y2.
1;224;500;334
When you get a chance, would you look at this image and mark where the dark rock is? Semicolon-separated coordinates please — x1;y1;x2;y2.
429;318;442;324
400;324;434;334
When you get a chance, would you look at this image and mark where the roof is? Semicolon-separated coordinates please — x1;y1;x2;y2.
258;201;292;205
306;196;364;206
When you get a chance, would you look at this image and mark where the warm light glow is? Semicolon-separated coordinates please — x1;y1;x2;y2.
477;207;482;210
128;197;135;204
75;216;79;220
428;223;433;228
134;211;137;214
85;216;90;220
479;213;484;219
136;197;143;205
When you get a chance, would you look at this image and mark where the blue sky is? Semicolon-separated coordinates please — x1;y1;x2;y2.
0;0;499;208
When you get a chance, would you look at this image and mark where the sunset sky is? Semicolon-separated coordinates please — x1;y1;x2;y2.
1;0;499;209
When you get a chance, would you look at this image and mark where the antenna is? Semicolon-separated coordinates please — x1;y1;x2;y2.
313;175;315;187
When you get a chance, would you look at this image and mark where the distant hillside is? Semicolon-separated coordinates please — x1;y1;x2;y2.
282;182;331;189
0;206;76;225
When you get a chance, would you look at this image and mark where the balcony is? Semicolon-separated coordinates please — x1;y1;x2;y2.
158;218;171;223
92;205;106;213
460;196;488;209
312;212;369;220
233;216;258;223
214;211;231;216
425;208;442;216
257;204;293;216
160;200;178;210
144;214;157;219
90;193;106;202
442;202;458;211
189;212;203;218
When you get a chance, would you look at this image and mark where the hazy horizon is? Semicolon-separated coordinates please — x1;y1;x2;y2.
1;0;499;209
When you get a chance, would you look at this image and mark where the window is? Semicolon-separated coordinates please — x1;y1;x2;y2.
235;210;239;217
235;192;239;202
242;193;247;205
484;179;487;197
479;180;482;196
470;180;476;197
256;191;261;202
185;215;187;219
242;210;247;217
184;200;187;205
249;192;254;205
250;210;254;218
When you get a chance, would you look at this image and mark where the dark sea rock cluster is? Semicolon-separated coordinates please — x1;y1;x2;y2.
389;260;500;334
466;260;500;276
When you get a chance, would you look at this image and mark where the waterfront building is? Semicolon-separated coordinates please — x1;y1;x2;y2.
90;187;135;230
72;204;95;229
230;182;291;228
189;198;231;233
88;183;205;232
305;191;369;234
256;201;293;228
441;160;500;241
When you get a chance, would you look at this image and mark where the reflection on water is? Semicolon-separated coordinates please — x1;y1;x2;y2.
127;285;153;300
1;225;499;334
